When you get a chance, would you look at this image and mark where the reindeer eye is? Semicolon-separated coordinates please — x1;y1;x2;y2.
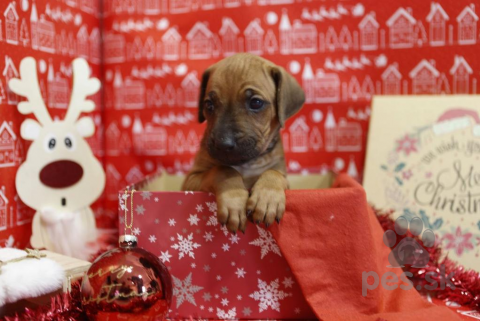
64;134;76;151
65;138;72;148
48;139;56;149
44;134;57;152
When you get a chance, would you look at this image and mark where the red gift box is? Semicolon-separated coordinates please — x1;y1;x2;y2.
118;173;468;321
117;173;335;320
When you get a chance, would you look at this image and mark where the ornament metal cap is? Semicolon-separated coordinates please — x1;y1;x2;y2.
119;234;138;248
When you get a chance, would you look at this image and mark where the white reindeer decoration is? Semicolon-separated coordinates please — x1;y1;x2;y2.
9;57;105;259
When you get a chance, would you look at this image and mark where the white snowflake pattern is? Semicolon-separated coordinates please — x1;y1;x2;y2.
203;265;210;272
221;298;229;306
206;214;218;227
211;253;217;258
191;263;196;268
282;277;294;288
148;235;157;243
206;201;217;213
141;191;152;200
229;234;240;244
243;307;252;317
159;251;172;263
249;225;282;259
196;204;204;212
154;218;160;224
235;268;246;278
216;307;236;320
170;236;175;242
214;294;220;299
237;295;242;300
136;204;145;215
187;214;200;226
172;273;203;308
216;275;222;281
154;197;159;202
240;249;246;256
208;307;214;313
171;233;201;259
202;292;212;301
119;193;127;211
133;227;141;235
231;261;236;266
256;270;261;275
250;278;291;312
295;308;301;314
203;232;214;242
200;305;205;310
220;225;230;236
221;286;229;294
222;243;230;252
168;218;176;227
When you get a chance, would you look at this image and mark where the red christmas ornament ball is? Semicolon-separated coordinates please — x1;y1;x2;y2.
81;235;172;321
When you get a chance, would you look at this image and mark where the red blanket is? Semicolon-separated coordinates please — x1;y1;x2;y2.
271;174;461;321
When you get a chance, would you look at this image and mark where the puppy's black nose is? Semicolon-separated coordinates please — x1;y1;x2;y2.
215;136;236;152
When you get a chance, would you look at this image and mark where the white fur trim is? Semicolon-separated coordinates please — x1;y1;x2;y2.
0;248;64;306
432;116;471;135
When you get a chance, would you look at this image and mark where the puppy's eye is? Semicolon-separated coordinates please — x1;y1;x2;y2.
249;98;265;111
204;100;214;113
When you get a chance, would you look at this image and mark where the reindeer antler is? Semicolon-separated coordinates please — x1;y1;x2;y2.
9;57;52;126
64;58;101;124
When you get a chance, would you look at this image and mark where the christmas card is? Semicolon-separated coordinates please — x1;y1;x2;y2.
364;95;480;271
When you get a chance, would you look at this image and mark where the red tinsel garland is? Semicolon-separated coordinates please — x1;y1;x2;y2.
2;282;87;321
3;209;480;320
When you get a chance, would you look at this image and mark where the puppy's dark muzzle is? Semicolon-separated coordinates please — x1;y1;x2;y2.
207;133;259;166
215;136;236;152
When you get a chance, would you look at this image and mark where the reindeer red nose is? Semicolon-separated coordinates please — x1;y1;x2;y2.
39;160;84;188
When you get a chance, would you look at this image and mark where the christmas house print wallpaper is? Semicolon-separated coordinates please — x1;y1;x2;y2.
1;0;480;253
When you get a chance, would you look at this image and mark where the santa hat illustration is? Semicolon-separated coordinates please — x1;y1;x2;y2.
432;108;480;136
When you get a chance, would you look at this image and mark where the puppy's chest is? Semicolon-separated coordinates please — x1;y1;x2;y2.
233;156;274;188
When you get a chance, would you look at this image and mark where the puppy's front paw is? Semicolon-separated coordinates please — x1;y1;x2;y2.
216;188;249;234
247;186;286;227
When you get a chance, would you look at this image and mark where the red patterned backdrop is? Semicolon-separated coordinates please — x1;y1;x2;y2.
0;0;102;248
1;0;479;248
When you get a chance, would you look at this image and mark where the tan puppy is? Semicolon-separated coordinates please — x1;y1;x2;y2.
182;53;305;233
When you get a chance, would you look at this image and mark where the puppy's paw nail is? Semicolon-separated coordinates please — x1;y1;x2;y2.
265;223;270;228
256;220;260;225
233;231;237;235
276;218;280;224
247;210;253;217
241;229;245;234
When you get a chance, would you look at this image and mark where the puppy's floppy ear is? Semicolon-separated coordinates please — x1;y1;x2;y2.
271;66;305;127
198;67;212;123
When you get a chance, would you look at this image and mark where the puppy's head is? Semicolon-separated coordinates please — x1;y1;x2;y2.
198;53;305;166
